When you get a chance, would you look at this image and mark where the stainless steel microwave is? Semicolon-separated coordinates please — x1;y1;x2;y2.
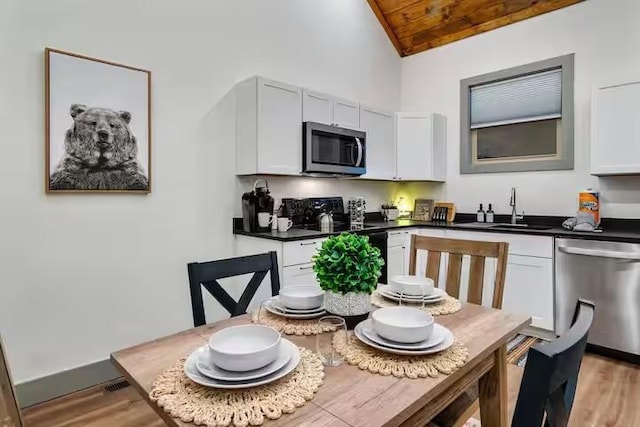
303;122;366;175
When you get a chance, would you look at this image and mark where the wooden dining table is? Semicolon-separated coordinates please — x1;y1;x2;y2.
111;304;529;427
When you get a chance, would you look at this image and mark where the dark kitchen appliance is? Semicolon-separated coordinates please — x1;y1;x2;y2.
282;197;350;231
281;196;387;283
241;179;274;232
303;122;366;175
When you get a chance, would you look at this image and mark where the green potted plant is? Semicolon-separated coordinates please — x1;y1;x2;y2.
313;233;384;328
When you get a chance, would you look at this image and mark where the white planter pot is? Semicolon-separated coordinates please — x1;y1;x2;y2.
324;291;371;317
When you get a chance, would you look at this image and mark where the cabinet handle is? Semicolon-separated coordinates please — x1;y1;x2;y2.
307;93;330;101
300;242;316;246
264;82;298;94
299;266;314;270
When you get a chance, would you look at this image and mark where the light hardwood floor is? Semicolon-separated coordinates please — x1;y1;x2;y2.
22;353;640;427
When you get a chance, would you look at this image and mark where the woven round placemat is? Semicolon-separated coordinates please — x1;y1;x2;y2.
371;291;462;316
333;331;468;378
251;308;337;335
150;347;324;427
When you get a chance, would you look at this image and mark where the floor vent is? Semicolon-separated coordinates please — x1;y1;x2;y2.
104;380;130;393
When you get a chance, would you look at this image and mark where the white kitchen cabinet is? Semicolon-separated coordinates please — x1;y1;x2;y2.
503;255;554;331
395;113;446;181
387;230;408;279
387;245;406;279
301;90;333;125
302;89;359;129
445;230;554;331
283;263;318;287
236;77;303;175
359;105;396;180
591;81;640;175
333;99;359;129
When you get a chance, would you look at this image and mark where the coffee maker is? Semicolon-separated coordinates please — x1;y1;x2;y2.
242;179;274;232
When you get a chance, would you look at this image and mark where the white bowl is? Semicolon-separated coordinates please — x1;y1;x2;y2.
279;285;324;310
208;325;281;372
371;307;434;343
389;275;435;296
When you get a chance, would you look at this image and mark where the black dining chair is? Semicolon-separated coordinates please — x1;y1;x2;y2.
187;251;280;326
511;298;595;427
431;298;595;427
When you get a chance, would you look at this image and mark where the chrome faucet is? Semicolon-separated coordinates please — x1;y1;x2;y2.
510;187;524;224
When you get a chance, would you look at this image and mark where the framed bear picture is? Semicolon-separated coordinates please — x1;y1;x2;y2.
45;48;151;193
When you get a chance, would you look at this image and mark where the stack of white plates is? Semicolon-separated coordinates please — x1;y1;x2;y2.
264;285;326;319
378;284;446;304
184;325;300;389
354;307;454;355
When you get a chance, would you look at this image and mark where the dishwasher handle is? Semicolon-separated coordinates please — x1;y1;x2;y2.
558;245;640;260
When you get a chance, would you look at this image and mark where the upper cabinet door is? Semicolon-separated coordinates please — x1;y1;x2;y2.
396;113;432;180
591;82;640;175
359;105;396;180
333;98;360;129
396;113;446;181
302;89;333;125
257;78;302;175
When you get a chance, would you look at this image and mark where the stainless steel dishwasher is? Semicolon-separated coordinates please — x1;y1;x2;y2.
556;238;640;360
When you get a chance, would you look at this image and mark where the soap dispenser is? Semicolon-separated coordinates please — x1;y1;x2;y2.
477;203;485;222
486;204;495;223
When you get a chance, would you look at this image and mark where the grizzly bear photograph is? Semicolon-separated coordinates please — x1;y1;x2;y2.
49;104;148;191
46;48;151;193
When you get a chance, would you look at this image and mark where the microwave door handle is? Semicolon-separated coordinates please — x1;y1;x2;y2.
355;137;363;167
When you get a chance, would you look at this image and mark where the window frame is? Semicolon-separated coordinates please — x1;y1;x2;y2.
460;54;574;174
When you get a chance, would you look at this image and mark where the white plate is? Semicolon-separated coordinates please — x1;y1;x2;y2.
196;339;293;381
264;299;326;319
360;319;445;350
378;288;446;304
380;285;444;300
354;321;454;356
185;339;301;389
269;296;324;314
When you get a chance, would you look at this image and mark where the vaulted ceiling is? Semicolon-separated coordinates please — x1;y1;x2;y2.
367;0;585;57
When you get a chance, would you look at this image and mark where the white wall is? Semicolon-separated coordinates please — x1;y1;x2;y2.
401;0;640;218
0;0;401;382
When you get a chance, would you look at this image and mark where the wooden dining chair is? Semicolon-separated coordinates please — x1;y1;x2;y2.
187;251;280;326
409;235;509;309
432;299;595;427
410;235;509;427
511;298;594;427
1;334;23;427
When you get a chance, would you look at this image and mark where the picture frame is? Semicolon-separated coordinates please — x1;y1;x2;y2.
413;199;435;221
45;48;151;193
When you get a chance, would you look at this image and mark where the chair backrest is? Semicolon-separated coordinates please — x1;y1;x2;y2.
512;299;595;427
187;251;280;326
1;334;23;427
409;235;509;309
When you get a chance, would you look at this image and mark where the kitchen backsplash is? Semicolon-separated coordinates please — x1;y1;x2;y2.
235;175;444;216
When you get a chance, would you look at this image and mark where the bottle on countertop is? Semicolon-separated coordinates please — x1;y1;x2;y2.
486;204;495;223
477;203;485;223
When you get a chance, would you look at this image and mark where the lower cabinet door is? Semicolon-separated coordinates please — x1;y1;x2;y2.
387;245;406;279
503;255;554;331
282;263;318;287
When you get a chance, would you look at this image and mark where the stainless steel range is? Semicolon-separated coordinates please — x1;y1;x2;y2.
555;238;640;361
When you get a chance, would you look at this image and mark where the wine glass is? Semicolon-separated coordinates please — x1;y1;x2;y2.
316;316;347;367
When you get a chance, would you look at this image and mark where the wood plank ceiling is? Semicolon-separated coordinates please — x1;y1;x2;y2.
367;0;585;57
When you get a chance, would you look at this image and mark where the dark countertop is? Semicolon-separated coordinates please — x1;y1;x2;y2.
233;215;640;244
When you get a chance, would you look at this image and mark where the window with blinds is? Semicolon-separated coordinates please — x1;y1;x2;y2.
460;55;574;174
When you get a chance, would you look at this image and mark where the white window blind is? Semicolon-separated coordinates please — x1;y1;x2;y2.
470;68;562;129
